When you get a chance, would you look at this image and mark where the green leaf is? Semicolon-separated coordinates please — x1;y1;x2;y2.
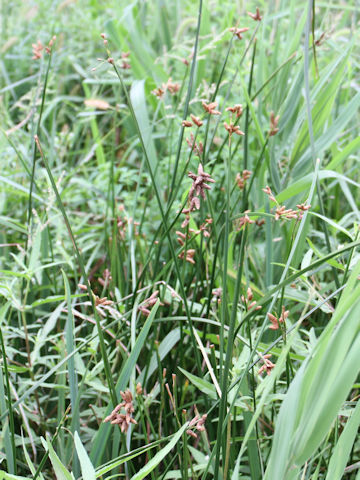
130;423;189;480
41;437;75;480
0;474;32;480
178;367;217;400
325;399;360;480
264;263;360;479
130;79;157;173
74;432;96;480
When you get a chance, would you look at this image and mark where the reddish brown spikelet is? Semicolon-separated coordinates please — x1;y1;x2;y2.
275;206;298;221
151;87;165;98
229;27;249;40
226;104;243;117
224;121;244;136
178;248;196;264
163;77;180;94
236;213;254;230
267;312;279;330
182;120;193;127
104;389;137;432
202;101;221;115
258;354;275;375
186;134;203;157
32;40;44;60
188;163;215;204
297;203;311;211
138;290;163;316
190;114;203;127
269;112;280;136
262;185;276;203
247;7;262;21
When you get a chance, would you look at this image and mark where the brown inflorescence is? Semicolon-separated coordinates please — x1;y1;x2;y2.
269;112;280;136
103;389;137;433
258;354;275;375
247;7;262;21
202;101;221;115
236;170;251;190
138;290;163;317
229;27;249;40
224;121;244;137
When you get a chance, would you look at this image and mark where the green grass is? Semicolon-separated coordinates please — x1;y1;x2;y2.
1;0;360;479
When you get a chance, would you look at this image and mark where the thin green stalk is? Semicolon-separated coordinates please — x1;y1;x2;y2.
304;0;340;291
243;39;257;172
34;136;118;408
33;405;72;480
168;0;203;204
0;318;17;474
109;59;202;376
213;135;232;480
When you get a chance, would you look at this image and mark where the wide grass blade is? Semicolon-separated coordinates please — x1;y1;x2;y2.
130;423;189;480
264;263;360;479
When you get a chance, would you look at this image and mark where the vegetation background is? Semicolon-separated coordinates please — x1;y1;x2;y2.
0;0;359;479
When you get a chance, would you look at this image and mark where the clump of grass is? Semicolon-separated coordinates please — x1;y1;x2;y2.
1;1;360;479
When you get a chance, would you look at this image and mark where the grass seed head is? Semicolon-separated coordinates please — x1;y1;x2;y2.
247;7;262;21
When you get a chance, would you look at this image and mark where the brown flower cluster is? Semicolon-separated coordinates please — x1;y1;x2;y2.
152;77;180;98
241;287;261;311
178;248;196;264
186;134;203;157
190;114;203;127
32;35;56;60
226;104;243;118
262;185;277;202
269;112;280;136
183;101;220;130
186;414;207;439
78;283;113;307
176;218;212;264
212;287;222;304
178;165;214;264
235;212;254;230
229;27;249;40
138;290;163;316
236;170;251;190
176;231;195;264
267;306;289;330
224;121;244;137
202;101;221;115
247;7;262;21
190;218;212;238
187;163;215;212
258;354;275;375
32;40;44;60
121;51;131;70
274;205;299;220
262;186;311;221
151;87;165;98
98;268;112;289
104;390;137;433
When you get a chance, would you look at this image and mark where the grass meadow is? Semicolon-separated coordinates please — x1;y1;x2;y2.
1;0;360;478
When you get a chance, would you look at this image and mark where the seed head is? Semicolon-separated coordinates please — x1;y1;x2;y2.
182;120;193;127
247;7;262;21
224;121;244;136
229;27;249;40
226;104;243;118
190;114;203;127
269;112;280;136
202;101;221;115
